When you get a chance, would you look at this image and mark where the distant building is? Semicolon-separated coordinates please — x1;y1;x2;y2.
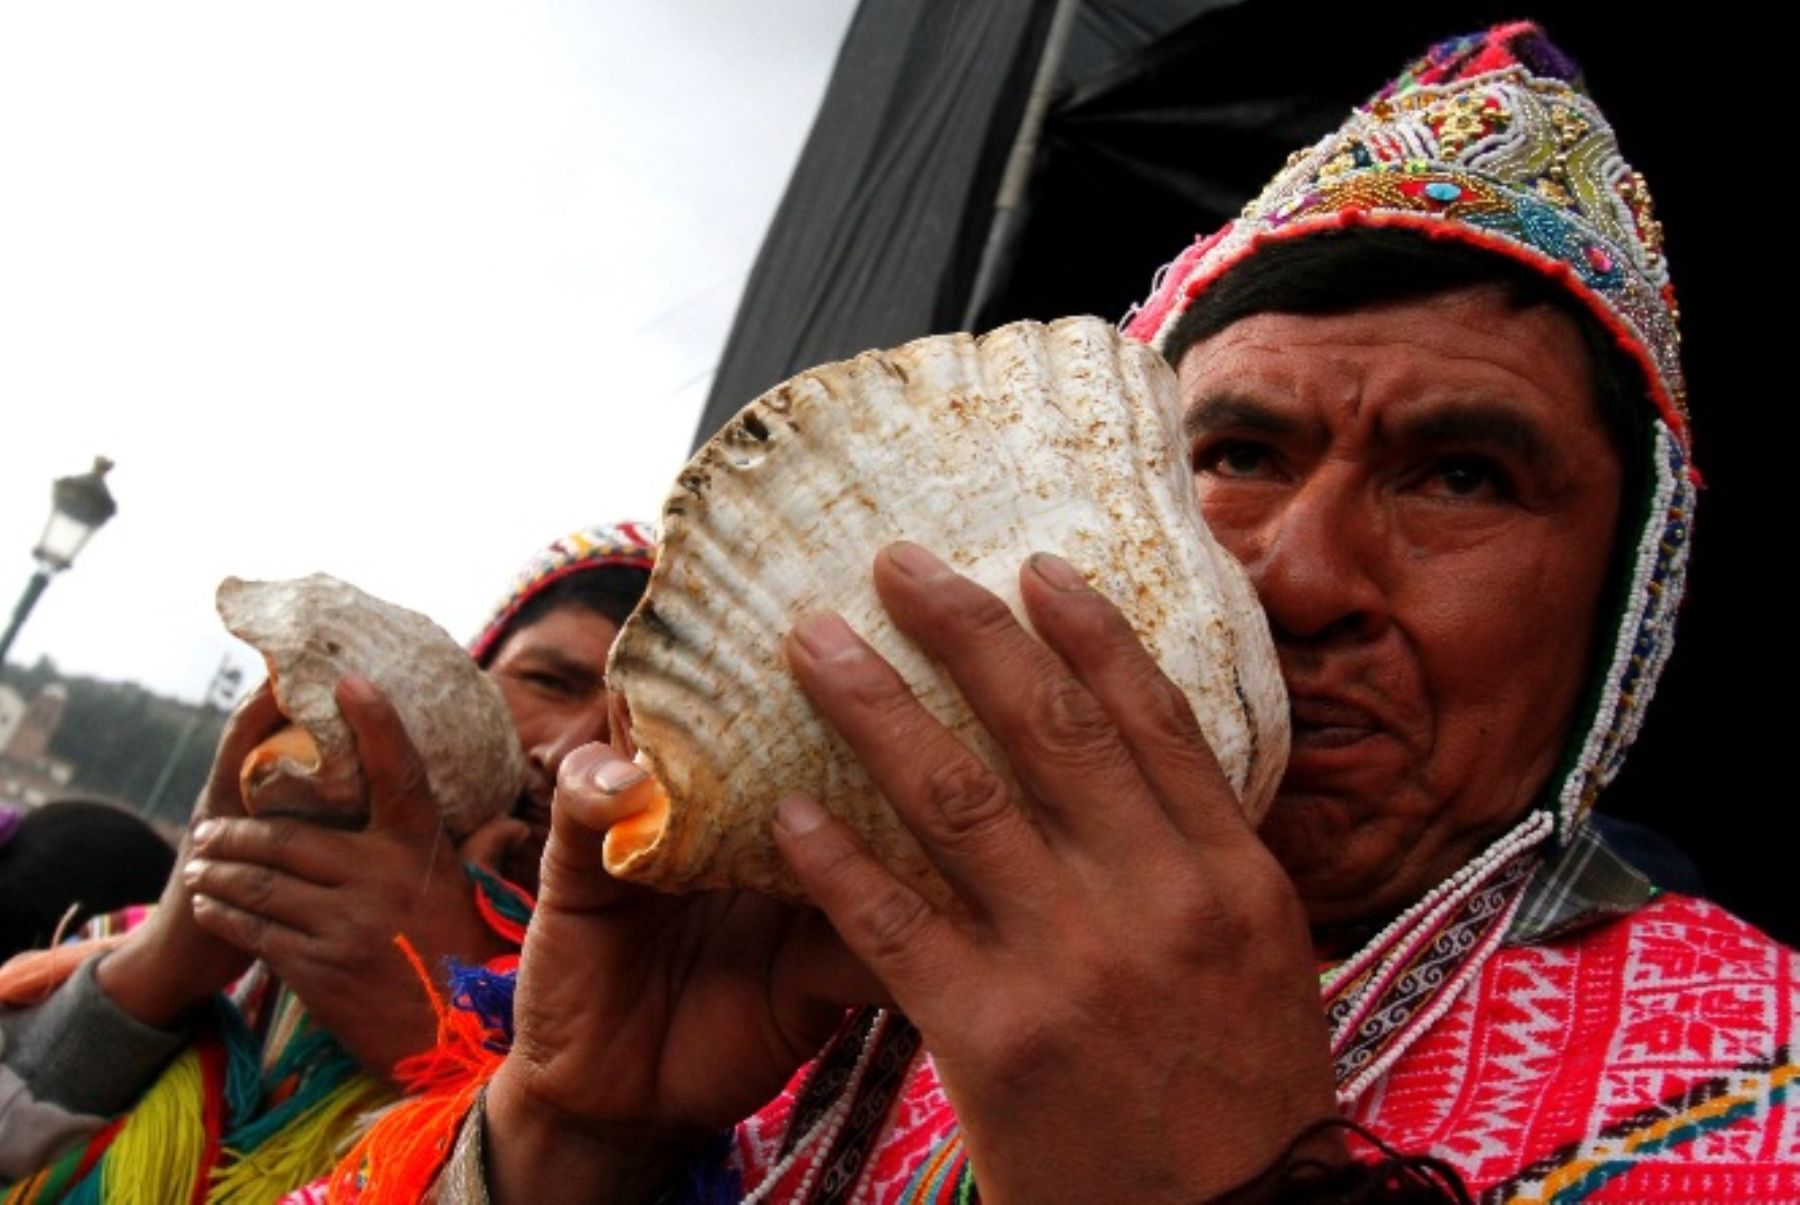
0;684;76;807
0;685;23;751
5;683;66;764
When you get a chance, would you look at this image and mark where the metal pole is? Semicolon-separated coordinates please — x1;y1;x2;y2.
143;655;240;819
960;0;1083;331
0;569;53;667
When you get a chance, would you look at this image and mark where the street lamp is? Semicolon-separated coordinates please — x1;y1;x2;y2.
0;457;118;667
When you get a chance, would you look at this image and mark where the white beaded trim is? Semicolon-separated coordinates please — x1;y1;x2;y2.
1320;809;1552;998
1326;811;1549;1105
1336;856;1534;1105
742;1010;890;1205
1554;425;1691;836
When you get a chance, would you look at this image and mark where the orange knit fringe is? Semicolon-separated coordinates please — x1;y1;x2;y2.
326;938;505;1203
0;936;129;1005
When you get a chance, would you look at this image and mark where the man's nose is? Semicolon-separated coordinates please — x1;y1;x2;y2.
531;698;614;779
1240;476;1388;647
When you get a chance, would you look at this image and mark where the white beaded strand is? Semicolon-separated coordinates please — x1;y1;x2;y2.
742;1011;890;1205
1557;425;1685;832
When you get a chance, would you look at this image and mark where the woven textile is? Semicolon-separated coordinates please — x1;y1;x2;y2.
305;828;1787;1200
735;1017;958;1205
1348;894;1799;1202
728;896;1796;1204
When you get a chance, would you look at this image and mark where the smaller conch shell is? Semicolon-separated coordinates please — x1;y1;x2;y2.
216;574;525;838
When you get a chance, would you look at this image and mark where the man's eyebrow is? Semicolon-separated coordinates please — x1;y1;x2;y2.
1182;394;1302;440
512;646;604;686
1391;404;1556;470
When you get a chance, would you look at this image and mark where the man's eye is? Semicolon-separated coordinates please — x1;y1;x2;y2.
1194;441;1274;478
522;671;573;695
1422;457;1509;499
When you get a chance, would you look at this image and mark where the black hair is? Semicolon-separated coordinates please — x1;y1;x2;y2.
502;565;651;645
0;798;175;960
1160;228;1649;468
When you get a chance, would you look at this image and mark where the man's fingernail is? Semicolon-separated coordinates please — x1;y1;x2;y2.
776;795;828;836
192;820;218;844
885;541;950;581
339;673;378;704
559;741;610;784
1029;552;1087;592
182;858;209;884
592;758;648;794
792;613;863;663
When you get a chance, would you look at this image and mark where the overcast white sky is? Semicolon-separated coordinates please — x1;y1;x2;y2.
0;0;857;701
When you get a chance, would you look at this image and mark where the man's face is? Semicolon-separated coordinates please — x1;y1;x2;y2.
485;603;622;889
1177;286;1622;925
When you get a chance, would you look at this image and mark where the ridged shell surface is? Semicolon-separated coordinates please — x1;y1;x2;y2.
608;317;1286;906
217;573;525;838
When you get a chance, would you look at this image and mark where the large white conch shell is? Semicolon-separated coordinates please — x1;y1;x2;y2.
217;574;525;838
607;316;1287;907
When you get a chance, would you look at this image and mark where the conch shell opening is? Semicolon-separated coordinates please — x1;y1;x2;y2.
239;721;329;809
604;317;1288;909
602;778;672;866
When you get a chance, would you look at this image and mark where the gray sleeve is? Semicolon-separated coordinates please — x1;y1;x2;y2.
0;953;192;1117
0;1060;104;1181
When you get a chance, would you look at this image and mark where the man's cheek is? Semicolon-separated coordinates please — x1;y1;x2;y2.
1195;493;1273;563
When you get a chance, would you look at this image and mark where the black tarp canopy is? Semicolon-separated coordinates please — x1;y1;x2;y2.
696;1;1782;943
700;0;1212;422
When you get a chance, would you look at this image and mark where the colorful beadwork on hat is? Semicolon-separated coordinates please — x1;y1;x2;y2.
1122;22;1686;450
1121;21;1694;839
468;521;657;665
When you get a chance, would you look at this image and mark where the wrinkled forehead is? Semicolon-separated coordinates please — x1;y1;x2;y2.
1173;290;1615;462
1164;240;1648;469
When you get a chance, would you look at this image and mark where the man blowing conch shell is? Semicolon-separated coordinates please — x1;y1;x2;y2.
336;22;1797;1205
0;526;655;1201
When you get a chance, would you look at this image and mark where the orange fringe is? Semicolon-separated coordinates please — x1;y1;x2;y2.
326;939;505;1203
0;936;129;1005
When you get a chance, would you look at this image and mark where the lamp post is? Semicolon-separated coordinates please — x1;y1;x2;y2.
0;458;118;667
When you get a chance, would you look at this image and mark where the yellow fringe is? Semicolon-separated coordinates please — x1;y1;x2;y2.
35;1047;389;1205
96;1048;208;1205
209;1073;392;1205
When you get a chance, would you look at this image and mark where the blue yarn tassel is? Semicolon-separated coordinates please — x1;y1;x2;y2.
445;960;520;1051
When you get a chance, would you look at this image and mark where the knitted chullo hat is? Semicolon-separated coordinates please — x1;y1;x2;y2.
1123;21;1694;839
469;521;657;665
